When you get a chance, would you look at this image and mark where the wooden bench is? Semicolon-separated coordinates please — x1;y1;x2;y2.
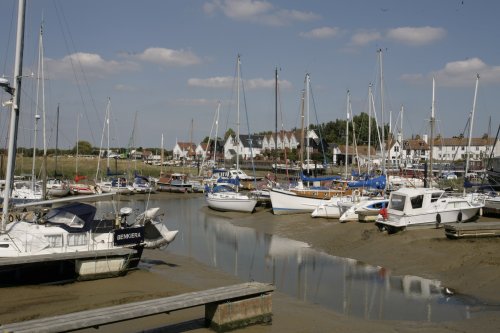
0;282;275;333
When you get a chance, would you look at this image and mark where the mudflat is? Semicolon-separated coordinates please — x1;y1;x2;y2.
1;196;499;332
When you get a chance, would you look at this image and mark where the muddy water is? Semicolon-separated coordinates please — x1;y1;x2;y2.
95;195;498;323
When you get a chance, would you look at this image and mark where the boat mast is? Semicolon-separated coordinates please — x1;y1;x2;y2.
106;98;111;170
345;90;350;180
54;104;60;177
305;73;310;172
299;89;305;170
464;74;480;195
214;101;220;167
368;84;372;174
160;133;164;175
2;0;26;233
274;67;278;177
236;55;240;172
400;104;404;167
378;49;386;176
429;77;436;188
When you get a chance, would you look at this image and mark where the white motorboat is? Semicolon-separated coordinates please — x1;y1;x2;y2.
311;194;363;218
375;187;483;233
352;198;388;222
132;175;155;193
339;197;386;222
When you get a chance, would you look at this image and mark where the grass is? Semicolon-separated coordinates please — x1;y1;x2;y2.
8;156;202;181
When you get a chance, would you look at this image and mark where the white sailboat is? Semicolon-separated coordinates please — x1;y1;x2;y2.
205;55;257;213
0;0;177;285
95;98;133;195
270;74;353;215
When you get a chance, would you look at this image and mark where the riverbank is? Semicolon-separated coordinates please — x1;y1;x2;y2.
0;193;499;332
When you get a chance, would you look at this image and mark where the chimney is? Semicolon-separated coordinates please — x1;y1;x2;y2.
422;134;428;144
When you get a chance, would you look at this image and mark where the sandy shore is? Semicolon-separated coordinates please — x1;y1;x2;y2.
1;195;499;332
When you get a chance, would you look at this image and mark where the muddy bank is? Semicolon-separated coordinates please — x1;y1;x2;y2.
1;194;499;332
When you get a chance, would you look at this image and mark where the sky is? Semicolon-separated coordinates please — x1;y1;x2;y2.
1;0;499;152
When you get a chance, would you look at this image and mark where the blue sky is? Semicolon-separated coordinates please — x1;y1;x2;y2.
1;0;499;151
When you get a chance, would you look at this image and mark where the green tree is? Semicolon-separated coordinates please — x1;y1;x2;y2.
73;141;93;155
224;128;235;140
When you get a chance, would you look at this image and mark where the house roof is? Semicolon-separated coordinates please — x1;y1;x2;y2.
177;142;196;151
433;137;495;147
402;139;430;150
238;134;264;149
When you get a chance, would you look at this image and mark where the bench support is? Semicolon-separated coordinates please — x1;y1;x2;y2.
205;293;273;331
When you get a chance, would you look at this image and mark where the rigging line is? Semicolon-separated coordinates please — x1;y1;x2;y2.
308;82;327;166
52;0;98;145
239;60;257;182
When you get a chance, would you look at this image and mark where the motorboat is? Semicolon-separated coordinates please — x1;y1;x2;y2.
375;187;483;233
339;197;387;222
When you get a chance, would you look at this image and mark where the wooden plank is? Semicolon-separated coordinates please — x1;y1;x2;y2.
0;282;275;333
0;248;136;266
445;222;500;239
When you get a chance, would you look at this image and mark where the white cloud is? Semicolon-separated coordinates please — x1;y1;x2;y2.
188;76;234;88
203;0;319;26
174;98;220;107
433;58;500;86
114;84;136;92
188;76;292;90
349;30;382;46
132;47;201;67
402;58;500;87
386;26;446;46
45;52;138;79
300;27;340;39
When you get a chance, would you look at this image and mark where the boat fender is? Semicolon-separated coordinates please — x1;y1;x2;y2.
457;211;463;223
435;213;441;228
352;189;360;201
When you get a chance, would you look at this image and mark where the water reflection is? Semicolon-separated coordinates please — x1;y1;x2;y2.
95;196;496;322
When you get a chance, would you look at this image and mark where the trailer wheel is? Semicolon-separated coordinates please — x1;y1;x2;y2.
435;214;441;228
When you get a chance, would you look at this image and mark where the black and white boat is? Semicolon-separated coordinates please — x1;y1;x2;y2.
0;0;177;286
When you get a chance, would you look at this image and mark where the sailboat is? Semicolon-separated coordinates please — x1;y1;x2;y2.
95;98;133;195
0;0;177;285
205;55;257;213
269;74;353;215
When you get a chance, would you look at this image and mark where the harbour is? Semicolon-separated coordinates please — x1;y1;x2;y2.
0;1;500;332
2;192;499;332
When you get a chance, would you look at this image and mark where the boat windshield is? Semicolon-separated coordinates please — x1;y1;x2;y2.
45;210;86;228
389;194;405;211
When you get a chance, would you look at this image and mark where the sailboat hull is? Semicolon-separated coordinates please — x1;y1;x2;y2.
206;192;257;213
270;188;329;215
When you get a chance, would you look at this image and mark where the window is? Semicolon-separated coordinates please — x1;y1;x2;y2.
410;195;424;209
461;146;465;151
68;233;88;246
45;234;63;248
389;194;405;211
431;192;442;202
